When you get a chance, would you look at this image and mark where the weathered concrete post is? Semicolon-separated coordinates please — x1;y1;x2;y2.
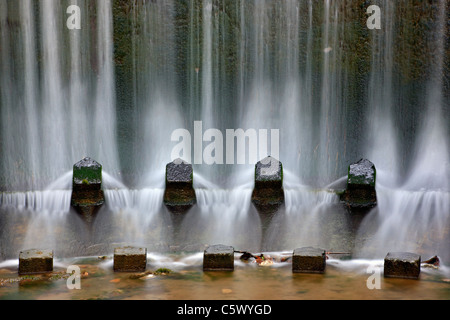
251;156;285;215
203;245;235;271
341;159;377;214
114;247;147;272
19;249;53;275
292;247;327;274
71;157;105;222
384;252;421;279
163;159;197;214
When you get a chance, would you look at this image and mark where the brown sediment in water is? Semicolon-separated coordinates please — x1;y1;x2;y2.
0;256;448;300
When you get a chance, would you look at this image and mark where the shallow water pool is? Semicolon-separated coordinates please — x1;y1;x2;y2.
0;254;448;300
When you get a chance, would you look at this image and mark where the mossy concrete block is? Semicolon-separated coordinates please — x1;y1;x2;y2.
252;156;284;214
292;247;326;274
348;159;376;187
203;245;235;271
73;157;102;188
19;249;53;275
342;159;377;213
164;159;196;214
114;247;147;272
384;252;421;280
71;157;105;222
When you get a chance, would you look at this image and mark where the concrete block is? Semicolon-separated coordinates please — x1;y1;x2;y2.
19;249;53;275
384;252;421;279
114;247;147;272
292;247;326;274
203;245;234;271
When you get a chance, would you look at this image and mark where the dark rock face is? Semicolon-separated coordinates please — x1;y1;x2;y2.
292;247;326;274
203;244;235;271
19;249;53;275
341;159;377;213
384;252;421;279
163;159;196;214
71;157;105;222
113;247;147;272
251;156;285;215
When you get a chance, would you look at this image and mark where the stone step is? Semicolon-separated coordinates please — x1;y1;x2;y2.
113;246;147;272
292;247;326;274
203;244;235;271
384;252;421;279
19;249;53;275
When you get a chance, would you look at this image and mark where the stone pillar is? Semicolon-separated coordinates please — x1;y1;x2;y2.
341;159;377;214
71;157;105;222
19;249;53;275
203;245;235;271
384;252;421;279
251;156;285;215
113;247;147;272
163;159;197;214
292;247;327;274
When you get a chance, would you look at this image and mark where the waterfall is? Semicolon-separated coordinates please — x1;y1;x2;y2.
176;186;260;251
0;1;448;260
0;191;72;214
0;0;120;191
40;0;67;182
103;188;166;246
130;0;184;187
263;176;343;252
365;1;398;185
356;0;450;262
201;0;214;128
93;0;120;176
404;0;449;192
356;187;450;259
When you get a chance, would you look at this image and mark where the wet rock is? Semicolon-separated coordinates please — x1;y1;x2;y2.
422;256;440;267
113;247;147;272
71;157;105;222
251;156;285;215
19;249;53;275
72;157;102;187
341;159;377;214
203;245;235;271
384;252;421;279
292;247;326;274
163;159;196;214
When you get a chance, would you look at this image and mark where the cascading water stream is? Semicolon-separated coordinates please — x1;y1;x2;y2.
264;170;345;252
0;1;448;262
93;0;121;176
0;171;73;213
355;0;450;262
364;1;398;185
0;0;121;190
130;0;185;187
0;0;125;258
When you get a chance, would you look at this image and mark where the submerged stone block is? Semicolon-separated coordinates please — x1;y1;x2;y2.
341;159;377;213
71;157;105;222
251;156;285;215
114;247;147;272
163;159;197;214
292;247;326;274
203;245;235;271
19;249;53;275
384;252;421;279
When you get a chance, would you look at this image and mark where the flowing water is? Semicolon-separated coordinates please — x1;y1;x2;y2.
0;0;449;299
0;255;449;300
